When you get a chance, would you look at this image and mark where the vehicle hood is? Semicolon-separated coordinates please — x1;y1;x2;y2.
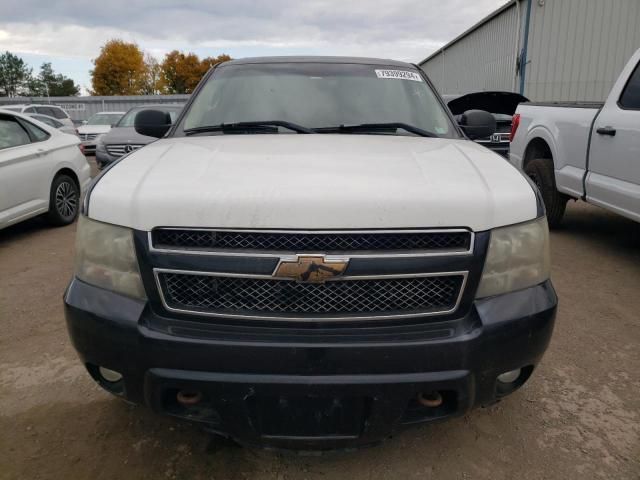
446;91;529;116
78;124;111;135
89;135;537;231
101;126;155;145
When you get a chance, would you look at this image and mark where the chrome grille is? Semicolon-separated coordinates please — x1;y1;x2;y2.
80;133;98;141
106;144;144;157
157;271;465;320
152;229;472;253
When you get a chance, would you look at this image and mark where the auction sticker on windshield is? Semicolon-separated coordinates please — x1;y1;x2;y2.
375;69;423;82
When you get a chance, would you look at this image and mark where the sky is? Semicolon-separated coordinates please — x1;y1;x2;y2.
0;0;507;94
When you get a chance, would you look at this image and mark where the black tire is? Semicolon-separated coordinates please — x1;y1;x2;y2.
524;158;567;228
46;174;80;226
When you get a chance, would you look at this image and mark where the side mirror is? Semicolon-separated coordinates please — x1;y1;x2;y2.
134;109;172;138
82;120;87;125
458;109;496;140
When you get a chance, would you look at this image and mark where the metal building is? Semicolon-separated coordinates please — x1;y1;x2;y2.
0;94;190;122
419;0;640;102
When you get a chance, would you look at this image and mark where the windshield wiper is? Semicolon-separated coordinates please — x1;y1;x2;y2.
313;123;438;138
184;120;313;135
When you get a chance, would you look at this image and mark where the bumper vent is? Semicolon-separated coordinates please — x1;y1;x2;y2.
157;272;465;320
152;229;472;253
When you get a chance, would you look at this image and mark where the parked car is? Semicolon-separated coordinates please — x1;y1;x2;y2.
510;47;640;227
0;109;91;230
0;104;74;129
65;57;556;451
95;105;182;169
77;111;125;155
443;91;528;157
27;113;79;137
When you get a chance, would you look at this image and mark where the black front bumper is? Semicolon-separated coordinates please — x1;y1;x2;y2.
64;278;556;450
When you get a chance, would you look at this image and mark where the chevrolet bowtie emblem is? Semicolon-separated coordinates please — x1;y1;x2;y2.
274;255;349;283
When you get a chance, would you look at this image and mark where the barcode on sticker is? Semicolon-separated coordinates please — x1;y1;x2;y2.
375;69;423;82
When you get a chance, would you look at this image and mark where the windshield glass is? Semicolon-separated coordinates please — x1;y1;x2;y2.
182;63;457;137
117;107;180;127
2;106;21;112
87;113;123;125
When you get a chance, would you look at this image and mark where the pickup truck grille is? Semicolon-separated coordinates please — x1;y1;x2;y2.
152;229;472;253
106;144;144;157
79;133;98;141
157;271;465;320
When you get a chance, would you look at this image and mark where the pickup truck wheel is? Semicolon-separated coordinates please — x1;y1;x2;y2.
46;174;80;226
525;158;567;228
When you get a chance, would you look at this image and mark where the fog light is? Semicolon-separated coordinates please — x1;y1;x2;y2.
497;368;521;384
99;366;123;383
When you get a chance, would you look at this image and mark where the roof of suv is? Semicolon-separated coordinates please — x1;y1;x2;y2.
223;56;417;68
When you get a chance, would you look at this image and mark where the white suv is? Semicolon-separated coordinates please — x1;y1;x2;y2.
1;104;74;129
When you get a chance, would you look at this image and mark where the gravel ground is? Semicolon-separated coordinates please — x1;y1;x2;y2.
1;161;639;479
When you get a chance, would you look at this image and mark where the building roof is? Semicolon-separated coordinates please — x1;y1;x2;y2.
418;0;518;66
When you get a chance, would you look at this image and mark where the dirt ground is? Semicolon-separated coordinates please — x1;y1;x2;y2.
1;161;639;479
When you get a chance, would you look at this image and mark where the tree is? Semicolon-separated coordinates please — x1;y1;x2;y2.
141;53;163;95
200;54;232;77
0;51;32;97
28;63;80;96
160;50;203;94
91;40;146;95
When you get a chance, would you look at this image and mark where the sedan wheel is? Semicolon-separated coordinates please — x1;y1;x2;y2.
47;174;80;226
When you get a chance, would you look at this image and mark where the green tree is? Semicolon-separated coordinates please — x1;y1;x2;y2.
28;63;80;96
0;51;32;97
91;40;146;95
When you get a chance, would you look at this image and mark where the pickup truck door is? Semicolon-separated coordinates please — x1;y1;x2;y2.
586;54;640;222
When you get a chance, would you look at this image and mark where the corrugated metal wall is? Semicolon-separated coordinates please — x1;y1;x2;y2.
525;0;640;101
420;0;640;102
0;95;190;121
420;3;521;95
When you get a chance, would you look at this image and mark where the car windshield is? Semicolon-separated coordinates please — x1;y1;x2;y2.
182;62;457;137
87;113;123;125
117;107;180;127
2;106;21;112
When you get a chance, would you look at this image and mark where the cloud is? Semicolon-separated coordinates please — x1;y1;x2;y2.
0;0;506;87
0;0;505;58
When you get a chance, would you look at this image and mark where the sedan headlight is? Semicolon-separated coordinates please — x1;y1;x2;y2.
476;217;550;298
74;216;146;299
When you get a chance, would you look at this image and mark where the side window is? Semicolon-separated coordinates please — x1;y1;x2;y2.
40;107;57;117
19;119;51;142
34;115;60;128
51;107;69;119
0;116;31;149
619;62;640;109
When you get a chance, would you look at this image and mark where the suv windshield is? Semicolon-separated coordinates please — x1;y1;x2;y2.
87;113;123;125
182;62;457;137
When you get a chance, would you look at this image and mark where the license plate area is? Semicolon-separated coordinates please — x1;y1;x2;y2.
246;394;369;439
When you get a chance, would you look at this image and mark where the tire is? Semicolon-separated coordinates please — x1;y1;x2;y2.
46;174;80;226
524;158;568;228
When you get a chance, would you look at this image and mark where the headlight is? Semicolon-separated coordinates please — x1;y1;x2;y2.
476;217;550;298
74;216;146;299
95;135;106;150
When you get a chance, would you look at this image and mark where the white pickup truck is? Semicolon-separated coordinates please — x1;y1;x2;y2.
509;48;640;227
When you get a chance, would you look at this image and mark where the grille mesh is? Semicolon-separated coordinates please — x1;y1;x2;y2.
159;273;464;317
153;230;471;252
106;144;144;157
